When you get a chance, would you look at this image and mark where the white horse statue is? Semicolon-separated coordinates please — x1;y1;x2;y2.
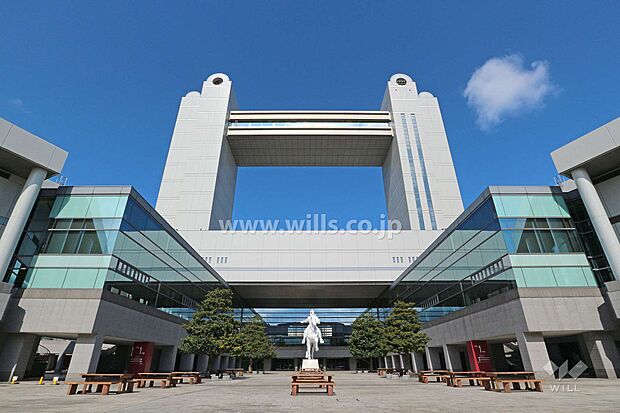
301;309;324;359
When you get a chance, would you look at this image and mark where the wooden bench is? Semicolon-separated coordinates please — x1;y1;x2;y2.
171;372;202;384
494;379;543;393
134;377;177;388
418;373;450;383
291;378;334;396
66;380;134;395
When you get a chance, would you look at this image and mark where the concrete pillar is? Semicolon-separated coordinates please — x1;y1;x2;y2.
348;357;357;371
412;352;425;373
158;345;177;372
582;332;620;378
263;358;272;371
426;347;443;370
179;353;195;371
0;334;40;380
399;354;405;370
391;354;398;369
195;354;208;374
66;334;103;380
516;332;552;379
383;356;389;368
443;344;463;371
425;347;434;370
572;167;620;279
0;167;46;279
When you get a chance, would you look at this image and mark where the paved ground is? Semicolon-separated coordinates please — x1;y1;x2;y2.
1;372;619;412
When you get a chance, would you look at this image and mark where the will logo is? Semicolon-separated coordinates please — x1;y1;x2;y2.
543;360;588;392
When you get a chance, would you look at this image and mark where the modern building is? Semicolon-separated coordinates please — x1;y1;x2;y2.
156;73;463;307
1;80;619;380
373;186;620;379
0;185;242;380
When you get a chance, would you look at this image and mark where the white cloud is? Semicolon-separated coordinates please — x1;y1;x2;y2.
464;54;556;130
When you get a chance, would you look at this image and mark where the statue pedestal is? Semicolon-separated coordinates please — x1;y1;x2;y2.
301;359;320;371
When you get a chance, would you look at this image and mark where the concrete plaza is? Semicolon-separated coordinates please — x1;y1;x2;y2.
1;372;619;412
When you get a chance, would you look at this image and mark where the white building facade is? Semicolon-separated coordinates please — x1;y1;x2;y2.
156;74;463;298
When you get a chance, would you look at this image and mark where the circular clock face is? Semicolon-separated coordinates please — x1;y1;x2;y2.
212;77;223;85
396;78;407;85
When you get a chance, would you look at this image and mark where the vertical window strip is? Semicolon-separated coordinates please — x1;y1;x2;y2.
400;113;426;230
410;114;437;230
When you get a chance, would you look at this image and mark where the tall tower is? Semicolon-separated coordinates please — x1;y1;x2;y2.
156;73;238;231
381;74;463;230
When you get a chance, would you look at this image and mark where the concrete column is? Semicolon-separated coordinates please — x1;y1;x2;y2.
158;345;177;372
348;357;357;371
425;347;434;370
66;334;103;380
582;332;620;378
572;167;620;279
391;354;398;369
0;167;46;279
383;356;389;368
412;352;425;373
443;344;463;371
263;358;272;371
0;334;40;380
399;354;405;370
516;332;552;379
426;347;443;370
195;354;208;374
179;353;195;371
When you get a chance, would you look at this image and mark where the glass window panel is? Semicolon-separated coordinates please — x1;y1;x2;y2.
53;219;72;229
83;219;96;230
520;267;557;287
547;218;566;229
504;230;541;253
499;218;526;229
494;195;534;217
54;196;92;218
62;232;82;254
70;219;85;229
63;268;99;288
86;196;127;218
30;268;67;288
537;230;556;253
528;195;571;218
78;232;98;254
552;267;588;287
45;231;68;253
552;231;573;253
568;231;584;252
554;195;571;217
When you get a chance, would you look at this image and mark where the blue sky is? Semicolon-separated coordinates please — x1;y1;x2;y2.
1;1;619;226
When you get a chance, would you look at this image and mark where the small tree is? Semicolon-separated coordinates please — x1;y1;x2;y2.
180;288;239;374
235;315;277;372
348;314;388;370
383;300;428;372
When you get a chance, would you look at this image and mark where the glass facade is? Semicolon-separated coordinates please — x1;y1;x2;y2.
3;187;231;319
228;121;390;129
376;188;597;322
563;190;615;285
